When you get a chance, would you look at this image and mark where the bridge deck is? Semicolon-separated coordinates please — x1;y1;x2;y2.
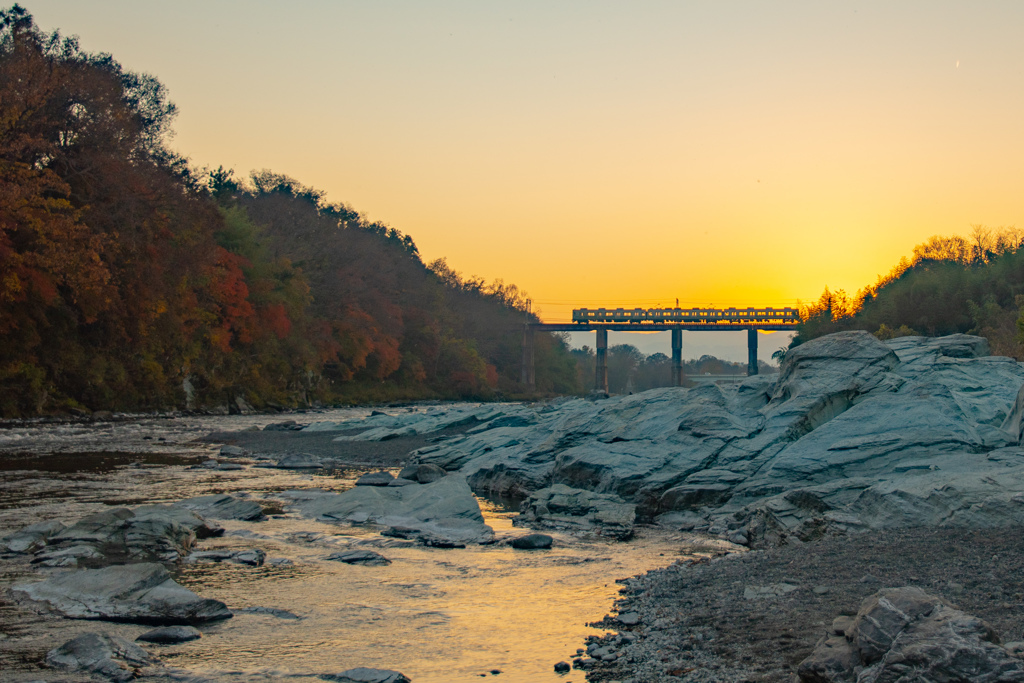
531;322;797;332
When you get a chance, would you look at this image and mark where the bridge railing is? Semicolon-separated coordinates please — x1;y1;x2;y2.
571;306;799;324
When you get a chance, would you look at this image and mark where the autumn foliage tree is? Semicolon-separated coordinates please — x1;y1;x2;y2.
0;7;580;416
791;226;1024;359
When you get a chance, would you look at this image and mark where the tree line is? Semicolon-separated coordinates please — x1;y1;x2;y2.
0;7;579;416
570;344;775;394
793;225;1024;358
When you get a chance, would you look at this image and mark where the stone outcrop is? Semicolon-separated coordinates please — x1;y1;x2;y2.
23;505;222;567
797;586;1024;682
12;562;232;624
515;484;636;540
286;474;494;544
355;332;1024;541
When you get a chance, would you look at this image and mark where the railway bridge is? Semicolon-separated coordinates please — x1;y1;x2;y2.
521;306;799;393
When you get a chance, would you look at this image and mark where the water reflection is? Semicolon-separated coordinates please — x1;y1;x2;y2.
0;411;697;682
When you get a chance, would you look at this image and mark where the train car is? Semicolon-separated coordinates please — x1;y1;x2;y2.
572;306;800;324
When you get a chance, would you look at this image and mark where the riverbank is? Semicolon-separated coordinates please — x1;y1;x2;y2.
582;526;1024;681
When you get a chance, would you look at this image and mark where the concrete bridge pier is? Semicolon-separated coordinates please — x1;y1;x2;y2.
747;328;758;376
521;325;535;390
595;328;608;394
671;328;683;386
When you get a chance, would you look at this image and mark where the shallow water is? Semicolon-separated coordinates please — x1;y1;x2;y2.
0;411;696;682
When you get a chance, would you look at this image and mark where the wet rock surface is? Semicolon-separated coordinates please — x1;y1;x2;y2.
21;505;222;567
12;562;233;624
287;474;495;544
515;485;636;540
323;668;411;683
135;625;202;643
45;631;155;681
173;493;265;521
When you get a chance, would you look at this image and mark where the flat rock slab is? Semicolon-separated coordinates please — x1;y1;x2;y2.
174;493;265;521
12;562;232;625
186;548;266;566
136;625;202;643
296;474;494;544
356;471;395;486
322;668;412;683
233;606;302;619
744;583;800;600
1;519;65;553
326;550;391;566
46;632;154;682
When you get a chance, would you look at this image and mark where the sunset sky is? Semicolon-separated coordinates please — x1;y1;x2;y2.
25;2;1024;358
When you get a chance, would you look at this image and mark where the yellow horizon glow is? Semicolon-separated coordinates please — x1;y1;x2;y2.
25;1;1024;324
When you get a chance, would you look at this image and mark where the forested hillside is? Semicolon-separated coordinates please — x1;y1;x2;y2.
794;226;1024;358
0;7;578;416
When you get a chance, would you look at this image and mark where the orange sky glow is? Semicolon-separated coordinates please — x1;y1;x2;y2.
27;1;1024;333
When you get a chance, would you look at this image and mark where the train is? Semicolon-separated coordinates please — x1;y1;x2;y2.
570;306;800;324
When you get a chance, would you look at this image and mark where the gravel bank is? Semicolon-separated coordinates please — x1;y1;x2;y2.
585;527;1024;682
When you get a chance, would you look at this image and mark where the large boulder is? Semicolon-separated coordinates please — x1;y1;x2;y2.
797;587;1024;682
11;562;232;624
45;632;155;682
28;506;221;567
292;475;493;544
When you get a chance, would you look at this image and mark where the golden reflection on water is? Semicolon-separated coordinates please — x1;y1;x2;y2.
168;502;688;682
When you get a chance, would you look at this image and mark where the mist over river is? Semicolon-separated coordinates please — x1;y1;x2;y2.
0;408;693;682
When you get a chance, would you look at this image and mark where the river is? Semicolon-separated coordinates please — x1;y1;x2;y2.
0;408;695;682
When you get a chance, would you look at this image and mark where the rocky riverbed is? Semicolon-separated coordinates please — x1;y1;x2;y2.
6;331;1024;682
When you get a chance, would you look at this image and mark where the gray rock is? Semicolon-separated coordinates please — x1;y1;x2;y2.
325;550;391;566
554;661;571;672
186;548;265;566
516;484;635;540
46;632;154;682
355;471;395;486
398;463;447;484
510;534;553;550
264;420;300;431
219;445;246;456
387;477;418;487
322;668;411;683
295;474;493;544
30;506;222;567
174;494;265;521
2;519;66;553
13;562;231;624
616;611;640;626
136;625;201;643
744;584;800;599
233;606;301;619
797;586;1024;682
289;332;1024;541
273;453;325;469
